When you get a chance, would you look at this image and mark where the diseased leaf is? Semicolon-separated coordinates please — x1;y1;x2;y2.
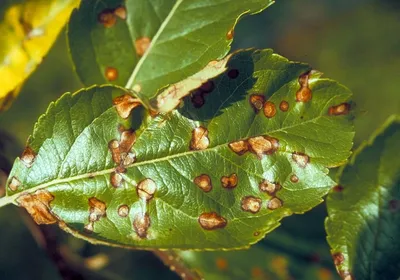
68;0;274;111
0;0;79;111
325;115;400;280
1;49;353;249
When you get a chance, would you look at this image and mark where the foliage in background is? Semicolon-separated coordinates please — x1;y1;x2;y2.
0;0;78;110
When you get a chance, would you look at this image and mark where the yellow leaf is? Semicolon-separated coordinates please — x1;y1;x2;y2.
0;0;79;111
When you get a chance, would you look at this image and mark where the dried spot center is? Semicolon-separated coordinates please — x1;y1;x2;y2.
198;212;227;230
21;146;36;168
259;180;281;195
221;173;238;189
190;126;209;150
296;71;312;102
290;174;299;183
113;94;141;119
263;101;277;118
8;176;21;192
16;190;56;225
194;174;212;192
241;196;262;213
248;136;279;158
137;178;157;201
292;152;310;168
133;212;151;238
267;197;283;210
228;140;249;155
328;103;350;116
105;67;118;81
88;197;107;223
135;37;151;56
250;94;265;112
118;205;130;217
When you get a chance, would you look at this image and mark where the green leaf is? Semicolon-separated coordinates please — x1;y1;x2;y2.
0;0;79;111
2;49;353;249
325;115;400;279
68;0;274;111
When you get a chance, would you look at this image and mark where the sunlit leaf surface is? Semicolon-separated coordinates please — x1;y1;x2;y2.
3;49;353;249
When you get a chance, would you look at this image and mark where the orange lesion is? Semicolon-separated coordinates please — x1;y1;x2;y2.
190;126;210;150
296;71;312;102
113;94;142;119
16;190;57;224
221;173;238;189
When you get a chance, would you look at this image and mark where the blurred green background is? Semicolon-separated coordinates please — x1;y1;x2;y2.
0;0;399;279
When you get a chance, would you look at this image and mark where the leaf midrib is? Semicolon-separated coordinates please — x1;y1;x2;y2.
125;0;183;89
5;113;330;205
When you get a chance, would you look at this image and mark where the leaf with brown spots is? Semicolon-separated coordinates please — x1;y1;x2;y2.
68;0;274;111
1;49;353;250
326;115;400;280
0;0;79;111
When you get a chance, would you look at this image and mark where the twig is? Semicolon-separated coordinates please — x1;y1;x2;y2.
153;250;202;280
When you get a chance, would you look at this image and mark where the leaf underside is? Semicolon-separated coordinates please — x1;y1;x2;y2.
325;115;400;280
68;0;274;111
5;49;353;250
0;0;79;111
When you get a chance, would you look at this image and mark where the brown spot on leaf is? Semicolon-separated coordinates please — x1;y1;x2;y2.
267;197;283;210
108;140;121;164
200;81;215;94
190;126;209;150
190;90;205;108
114;6;126;20
113;94;141;119
248;136;279;158
228;140;249;155
292;152;310;168
290;174;299;183
198;212;227;230
332;253;345;266
8;176;21;192
328;103;351;116
105;67;118;81
227;69;239;79
226;28;234;40
296;72;312;102
88;197;107;222
98;9;116;28
221;173;238;189
135;37;151;56
279;100;289;112
318;268;332;280
259;180;281;195
21;146;36;168
253;231;260;236
194;174;212;192
110;172;123;188
250;94;265;112
263;101;277;118
123;152;136;166
133;212;151;238
17;190;56;224
241;196;262;213
118;205;129;217
216;257;228;270
137;178;157;201
333;185;344;192
119;129;136;153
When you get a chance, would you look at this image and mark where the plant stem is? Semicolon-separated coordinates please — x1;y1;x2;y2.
0;195;13;208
